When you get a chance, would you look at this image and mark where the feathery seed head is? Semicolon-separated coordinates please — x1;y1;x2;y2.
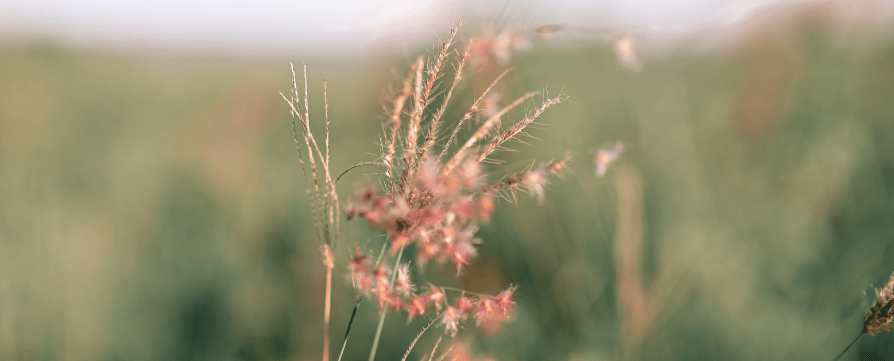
865;271;894;334
456;297;475;314
475;298;497;325
495;287;517;318
442;305;465;336
405;294;429;322
596;142;625;177
394;264;414;296
428;285;446;310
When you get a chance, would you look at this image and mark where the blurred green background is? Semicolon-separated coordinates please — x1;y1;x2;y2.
2;6;894;361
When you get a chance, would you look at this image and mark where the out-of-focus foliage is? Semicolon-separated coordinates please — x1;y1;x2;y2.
2;13;894;361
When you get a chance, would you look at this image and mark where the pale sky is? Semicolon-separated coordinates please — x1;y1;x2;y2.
0;0;842;57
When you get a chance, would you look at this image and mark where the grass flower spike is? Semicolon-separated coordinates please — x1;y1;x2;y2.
339;23;569;355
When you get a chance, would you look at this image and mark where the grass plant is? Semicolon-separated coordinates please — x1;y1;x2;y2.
283;23;584;360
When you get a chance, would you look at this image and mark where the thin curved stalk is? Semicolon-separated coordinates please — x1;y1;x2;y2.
335;162;383;184
401;315;440;361
832;331;863;361
336;297;362;361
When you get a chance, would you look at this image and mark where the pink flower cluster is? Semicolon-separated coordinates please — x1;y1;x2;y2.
346;158;496;273
349;247;515;336
338;24;573;339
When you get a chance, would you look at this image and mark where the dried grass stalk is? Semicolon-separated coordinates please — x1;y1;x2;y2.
281;63;340;361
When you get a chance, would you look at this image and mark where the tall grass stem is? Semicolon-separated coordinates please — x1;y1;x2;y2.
832;331;863;361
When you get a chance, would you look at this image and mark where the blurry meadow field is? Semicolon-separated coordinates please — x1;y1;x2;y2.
3;7;894;361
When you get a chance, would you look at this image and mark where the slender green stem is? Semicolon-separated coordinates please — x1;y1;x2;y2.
367;310;388;361
832;331;864;361
336;297;362;361
438;286;499;299
374;240;388;266
367;245;405;361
